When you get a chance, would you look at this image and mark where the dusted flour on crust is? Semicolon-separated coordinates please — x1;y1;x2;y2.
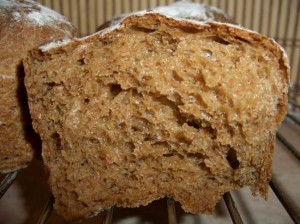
96;1;233;34
1;0;73;31
152;0;232;21
25;2;288;221
0;0;77;173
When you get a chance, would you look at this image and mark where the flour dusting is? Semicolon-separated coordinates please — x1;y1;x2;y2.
40;39;72;52
153;1;214;21
26;3;71;27
1;0;72;28
27;11;51;26
12;11;21;20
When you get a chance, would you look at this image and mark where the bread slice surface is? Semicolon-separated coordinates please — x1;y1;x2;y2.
24;11;289;221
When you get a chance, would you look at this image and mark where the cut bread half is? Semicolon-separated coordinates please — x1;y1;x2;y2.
24;5;289;221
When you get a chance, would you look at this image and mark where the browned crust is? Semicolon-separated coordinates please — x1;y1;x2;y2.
96;3;235;32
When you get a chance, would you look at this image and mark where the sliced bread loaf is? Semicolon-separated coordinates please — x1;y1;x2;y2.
24;2;289;221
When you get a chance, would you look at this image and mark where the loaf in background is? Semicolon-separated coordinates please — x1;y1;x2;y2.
0;0;77;173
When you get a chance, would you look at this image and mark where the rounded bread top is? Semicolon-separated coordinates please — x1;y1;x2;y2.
37;0;289;83
0;0;74;29
0;0;77;71
97;1;234;31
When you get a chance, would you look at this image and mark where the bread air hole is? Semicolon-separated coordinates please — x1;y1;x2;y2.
226;148;240;169
207;36;231;45
179;26;200;34
236;36;251;44
163;150;184;159
186;120;200;129
163;153;174;157
110;84;122;98
187;152;203;160
77;58;85;65
172;70;184;82
51;132;62;150
132;26;156;33
45;82;61;90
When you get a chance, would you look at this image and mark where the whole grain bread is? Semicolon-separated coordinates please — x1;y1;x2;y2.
0;0;77;173
24;1;289;221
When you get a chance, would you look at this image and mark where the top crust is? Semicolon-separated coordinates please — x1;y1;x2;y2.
39;1;289;80
38;11;289;90
96;1;234;31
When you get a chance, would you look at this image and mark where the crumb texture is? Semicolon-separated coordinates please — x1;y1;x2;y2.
24;14;288;221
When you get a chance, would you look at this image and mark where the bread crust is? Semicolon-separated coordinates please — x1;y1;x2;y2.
97;3;234;32
24;3;289;222
0;0;77;173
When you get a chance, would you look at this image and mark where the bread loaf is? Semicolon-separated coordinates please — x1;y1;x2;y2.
24;1;289;221
0;0;77;173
